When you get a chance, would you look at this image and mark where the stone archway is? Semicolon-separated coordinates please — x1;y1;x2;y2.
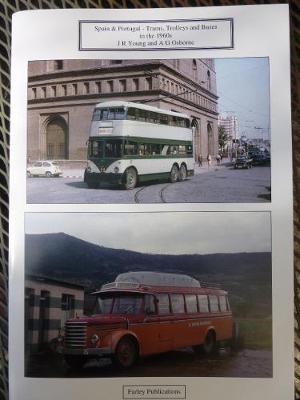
191;118;201;162
44;116;68;160
207;122;214;156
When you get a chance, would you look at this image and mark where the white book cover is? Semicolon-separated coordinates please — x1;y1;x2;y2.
9;4;293;400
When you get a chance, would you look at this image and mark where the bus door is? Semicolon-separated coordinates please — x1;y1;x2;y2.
142;294;175;354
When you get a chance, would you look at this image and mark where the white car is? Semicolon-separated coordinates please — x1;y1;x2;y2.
27;161;62;177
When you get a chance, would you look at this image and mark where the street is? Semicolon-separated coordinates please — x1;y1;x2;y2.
26;347;272;378
27;163;271;204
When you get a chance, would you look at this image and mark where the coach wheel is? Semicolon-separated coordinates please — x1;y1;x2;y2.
114;337;138;368
65;355;86;370
202;331;216;355
124;168;137;190
170;164;179;183
45;171;52;177
179;164;187;181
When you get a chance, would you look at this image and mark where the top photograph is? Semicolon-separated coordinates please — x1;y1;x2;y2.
26;57;270;204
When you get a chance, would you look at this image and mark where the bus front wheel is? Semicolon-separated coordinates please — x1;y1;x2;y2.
113;337;138;368
170;164;179;183
124;168;138;190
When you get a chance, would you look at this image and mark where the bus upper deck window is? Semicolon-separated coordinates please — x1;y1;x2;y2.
102;109;109;120
92;108;101;121
114;108;126;120
127;108;136;120
160;114;168;125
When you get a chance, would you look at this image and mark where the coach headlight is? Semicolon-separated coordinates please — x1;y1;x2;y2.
114;166;119;174
86;166;92;173
91;334;100;345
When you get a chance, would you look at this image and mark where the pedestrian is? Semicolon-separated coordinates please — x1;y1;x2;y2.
198;154;202;167
216;154;221;165
207;154;212;168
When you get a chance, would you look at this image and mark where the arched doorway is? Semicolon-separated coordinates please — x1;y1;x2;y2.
207;123;214;156
191;118;201;162
46;117;68;159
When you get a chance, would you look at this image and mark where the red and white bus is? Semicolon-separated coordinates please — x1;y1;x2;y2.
63;272;233;369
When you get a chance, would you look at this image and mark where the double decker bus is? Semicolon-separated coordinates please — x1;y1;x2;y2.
63;272;233;369
84;101;194;189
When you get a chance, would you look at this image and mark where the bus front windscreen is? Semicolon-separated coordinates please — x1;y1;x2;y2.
94;294;143;315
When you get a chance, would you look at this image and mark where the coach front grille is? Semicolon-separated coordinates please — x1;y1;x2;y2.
64;321;87;348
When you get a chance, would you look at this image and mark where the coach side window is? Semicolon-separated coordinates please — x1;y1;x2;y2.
197;294;209;312
185;294;198;313
170;294;185;314
208;295;219;313
157;294;170;315
144;294;156;315
219;295;227;312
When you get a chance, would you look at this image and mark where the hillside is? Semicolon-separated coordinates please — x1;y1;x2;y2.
25;233;272;317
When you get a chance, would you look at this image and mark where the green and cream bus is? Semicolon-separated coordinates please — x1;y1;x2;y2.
84;101;194;189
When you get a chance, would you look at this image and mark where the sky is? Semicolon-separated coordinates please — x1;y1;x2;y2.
26;212;271;255
215;57;270;140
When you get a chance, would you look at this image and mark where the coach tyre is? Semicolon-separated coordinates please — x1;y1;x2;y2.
113;337;138;368
45;171;52;177
202;330;217;355
179;164;187;181
170;164;179;183
124;167;137;190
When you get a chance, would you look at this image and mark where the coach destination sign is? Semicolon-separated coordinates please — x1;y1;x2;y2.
79;19;233;51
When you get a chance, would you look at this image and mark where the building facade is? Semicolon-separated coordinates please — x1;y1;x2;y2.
27;59;218;163
218;114;239;141
25;275;84;353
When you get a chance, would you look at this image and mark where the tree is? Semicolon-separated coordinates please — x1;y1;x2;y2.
218;126;230;155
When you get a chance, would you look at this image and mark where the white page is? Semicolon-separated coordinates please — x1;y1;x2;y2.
9;5;293;400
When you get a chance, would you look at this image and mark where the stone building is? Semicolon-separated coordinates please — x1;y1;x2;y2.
27;59;218;164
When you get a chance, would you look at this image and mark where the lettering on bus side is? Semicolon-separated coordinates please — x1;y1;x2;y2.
188;321;212;328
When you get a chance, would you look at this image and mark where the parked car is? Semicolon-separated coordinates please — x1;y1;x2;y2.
251;153;270;165
234;156;253;169
27;161;62;177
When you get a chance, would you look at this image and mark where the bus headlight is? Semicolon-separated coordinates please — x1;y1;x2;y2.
114;166;119;174
86;166;91;173
91;334;100;345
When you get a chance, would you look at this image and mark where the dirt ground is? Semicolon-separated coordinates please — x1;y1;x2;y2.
26;347;272;378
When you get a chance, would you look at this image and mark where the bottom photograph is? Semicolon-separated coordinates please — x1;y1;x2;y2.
24;211;272;378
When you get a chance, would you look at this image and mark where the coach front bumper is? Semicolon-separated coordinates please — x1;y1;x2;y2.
63;347;114;356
